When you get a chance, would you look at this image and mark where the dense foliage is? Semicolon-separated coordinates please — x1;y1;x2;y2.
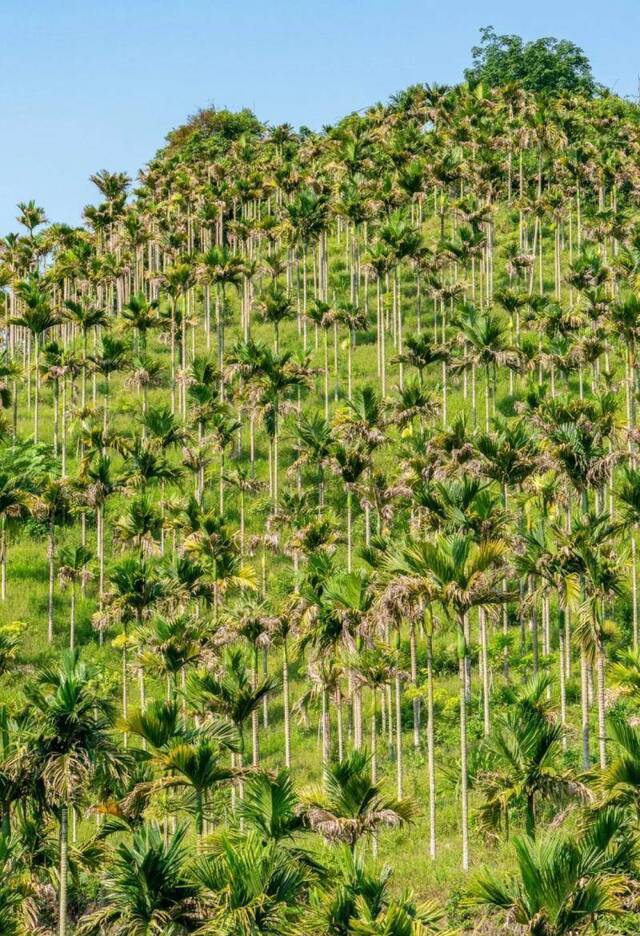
3;62;640;934
465;26;598;95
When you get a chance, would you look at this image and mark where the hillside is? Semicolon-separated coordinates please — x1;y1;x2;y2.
2;78;640;933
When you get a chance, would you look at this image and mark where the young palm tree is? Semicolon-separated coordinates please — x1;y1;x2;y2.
190;829;311;934
477;675;583;840
10;651;122;936
302;749;416;852
76;823;198;935
186;648;277;794
465;810;635;936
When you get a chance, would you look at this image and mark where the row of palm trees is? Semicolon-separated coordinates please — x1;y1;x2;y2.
3;77;640;933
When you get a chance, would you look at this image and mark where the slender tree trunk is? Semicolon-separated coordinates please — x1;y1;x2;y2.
322;688;331;764
410;622;420;749
459;623;470;871
48;525;55;643
581;651;590;770
282;639;291;769
480;608;490;735
426;629;436;860
597;640;607;770
395;672;403;799
252;648;260;767
69;586;76;650
58;804;68;936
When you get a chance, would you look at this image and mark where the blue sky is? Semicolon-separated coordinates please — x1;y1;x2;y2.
1;0;639;233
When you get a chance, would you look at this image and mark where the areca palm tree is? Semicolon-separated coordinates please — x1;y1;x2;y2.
562;513;626;769
57;544;93;649
302;749;415;852
386;533;508;870
62;299;107;408
0;469;29;601
456;303;519;430
30;475;74;642
13;275;59;441
89;335;129;431
136;613;203;702
466;810;635;936
106;556;166;722
121;293;160;352
477;675;582;840
140;736;237;847
10;651;122;936
257;283;294;352
190;829;311;935
186;648;277;792
76;823;198;935
198;246;244;396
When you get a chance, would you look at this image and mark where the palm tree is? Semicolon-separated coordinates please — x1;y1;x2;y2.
62;300;107;408
329;443;369;571
465;810;635;936
10;651;122;936
386;533;508;870
190;829;311;934
236;769;306;844
617;465;640;649
349;642;403;808
136;613;203;702
565;513;626;769
113;493;163;558
198;246;244;397
121;293;160;352
292;411;333;509
76;823;198;935
89;335;129;431
302;750;415;852
142;737;237;847
29;475;73;643
0;470;29;602
477;675;582;840
56;544;92;650
456;303;519;430
105;556;166;722
186;648;276;798
257;283;295;352
160;261;194;408
599;711;640;817
13;275;59;441
80;454;122;608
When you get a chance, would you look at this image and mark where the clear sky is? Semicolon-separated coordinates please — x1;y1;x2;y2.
1;0;639;234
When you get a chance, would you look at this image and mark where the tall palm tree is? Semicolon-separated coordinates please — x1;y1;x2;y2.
62;299;107;408
13;275;59;441
57;544;93;650
386;533;508;870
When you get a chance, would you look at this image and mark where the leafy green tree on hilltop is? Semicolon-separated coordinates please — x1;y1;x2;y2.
465;26;598;96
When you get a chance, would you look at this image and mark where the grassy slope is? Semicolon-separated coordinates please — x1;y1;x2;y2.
0;209;607;922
